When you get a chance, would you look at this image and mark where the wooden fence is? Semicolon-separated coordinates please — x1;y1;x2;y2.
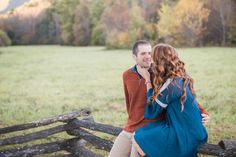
0;108;235;157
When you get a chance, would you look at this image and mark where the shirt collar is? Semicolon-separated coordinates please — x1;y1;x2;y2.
131;64;153;79
131;65;142;78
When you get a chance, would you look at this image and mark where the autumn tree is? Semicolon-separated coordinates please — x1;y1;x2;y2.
157;0;209;47
0;29;11;46
203;0;236;46
101;0;131;48
157;3;172;43
128;2;145;43
73;0;91;46
140;0;163;23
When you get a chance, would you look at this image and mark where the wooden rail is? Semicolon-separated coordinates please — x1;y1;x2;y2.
0;108;235;157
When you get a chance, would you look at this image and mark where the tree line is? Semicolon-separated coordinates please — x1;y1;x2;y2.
0;0;235;48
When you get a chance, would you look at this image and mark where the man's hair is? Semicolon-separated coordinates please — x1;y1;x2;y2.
132;40;151;56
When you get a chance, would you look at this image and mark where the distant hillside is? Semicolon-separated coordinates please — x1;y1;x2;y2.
0;0;31;14
0;0;51;18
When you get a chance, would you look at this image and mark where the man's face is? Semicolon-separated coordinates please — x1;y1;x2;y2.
133;44;152;68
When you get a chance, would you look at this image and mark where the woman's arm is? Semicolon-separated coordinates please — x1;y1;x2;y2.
144;78;184;119
144;88;165;119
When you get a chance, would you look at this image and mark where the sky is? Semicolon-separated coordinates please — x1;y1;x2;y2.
0;0;30;14
0;0;10;12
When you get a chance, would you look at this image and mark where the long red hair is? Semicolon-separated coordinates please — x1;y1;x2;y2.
149;43;196;111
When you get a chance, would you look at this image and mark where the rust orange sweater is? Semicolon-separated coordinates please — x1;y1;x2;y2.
122;66;208;133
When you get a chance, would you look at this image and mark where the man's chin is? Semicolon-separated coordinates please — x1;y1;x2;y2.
141;65;151;69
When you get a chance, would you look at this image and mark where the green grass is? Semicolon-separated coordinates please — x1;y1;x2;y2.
0;46;235;155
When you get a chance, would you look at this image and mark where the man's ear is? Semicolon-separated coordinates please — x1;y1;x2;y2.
132;54;137;61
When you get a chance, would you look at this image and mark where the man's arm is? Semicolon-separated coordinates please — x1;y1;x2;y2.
198;103;208;115
123;73;130;112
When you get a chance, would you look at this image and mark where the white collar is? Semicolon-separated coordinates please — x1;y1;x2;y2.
159;78;173;94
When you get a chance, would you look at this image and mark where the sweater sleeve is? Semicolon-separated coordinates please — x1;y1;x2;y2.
198;103;209;115
123;73;130;113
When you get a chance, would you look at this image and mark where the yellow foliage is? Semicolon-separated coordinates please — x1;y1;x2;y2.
174;0;209;36
157;3;173;38
157;0;210;46
129;4;144;29
106;31;130;49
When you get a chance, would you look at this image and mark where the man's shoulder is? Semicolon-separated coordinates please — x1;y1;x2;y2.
123;68;131;75
123;68;134;78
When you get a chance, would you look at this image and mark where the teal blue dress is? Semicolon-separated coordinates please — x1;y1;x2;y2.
134;77;208;157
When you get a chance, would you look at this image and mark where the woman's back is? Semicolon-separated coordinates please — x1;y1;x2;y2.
134;78;208;157
165;78;208;156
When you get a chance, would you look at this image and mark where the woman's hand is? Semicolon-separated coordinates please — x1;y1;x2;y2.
201;113;210;126
137;64;150;82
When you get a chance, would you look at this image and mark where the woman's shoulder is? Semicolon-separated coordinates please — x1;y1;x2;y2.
169;77;184;89
158;77;184;93
172;76;184;83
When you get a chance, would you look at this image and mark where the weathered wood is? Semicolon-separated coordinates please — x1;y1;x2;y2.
69;145;102;157
67;127;113;151
48;154;73;157
0;138;80;157
219;139;236;150
219;151;236;157
65;137;102;157
0;125;66;146
0;108;91;134
1;109;235;157
218;139;236;157
198;143;226;156
68;119;122;136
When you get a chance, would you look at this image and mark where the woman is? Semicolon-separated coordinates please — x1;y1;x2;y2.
133;43;208;157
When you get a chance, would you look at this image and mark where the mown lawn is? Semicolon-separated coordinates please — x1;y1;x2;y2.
0;46;235;155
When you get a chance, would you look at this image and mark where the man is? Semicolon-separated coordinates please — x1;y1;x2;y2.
108;40;209;157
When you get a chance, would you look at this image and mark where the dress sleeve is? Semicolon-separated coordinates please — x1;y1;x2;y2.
144;88;164;119
144;78;183;119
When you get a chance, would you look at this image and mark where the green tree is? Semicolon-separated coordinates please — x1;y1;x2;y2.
91;22;106;45
90;0;108;45
34;9;60;44
73;0;91;46
51;0;80;45
157;3;172;42
128;2;146;44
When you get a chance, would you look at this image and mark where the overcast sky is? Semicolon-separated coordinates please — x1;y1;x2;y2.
0;0;30;14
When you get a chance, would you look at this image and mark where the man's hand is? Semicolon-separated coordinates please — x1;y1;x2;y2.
201;113;210;126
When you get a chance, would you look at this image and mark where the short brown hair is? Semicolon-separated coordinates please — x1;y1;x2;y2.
132;40;151;56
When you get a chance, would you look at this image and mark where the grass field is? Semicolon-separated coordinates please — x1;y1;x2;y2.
0;46;235;154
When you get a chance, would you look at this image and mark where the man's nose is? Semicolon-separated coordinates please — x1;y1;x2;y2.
145;53;151;58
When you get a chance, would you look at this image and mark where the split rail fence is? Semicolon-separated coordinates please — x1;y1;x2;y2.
0;108;235;157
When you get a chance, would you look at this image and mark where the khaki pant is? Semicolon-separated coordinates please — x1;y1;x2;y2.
108;130;141;157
